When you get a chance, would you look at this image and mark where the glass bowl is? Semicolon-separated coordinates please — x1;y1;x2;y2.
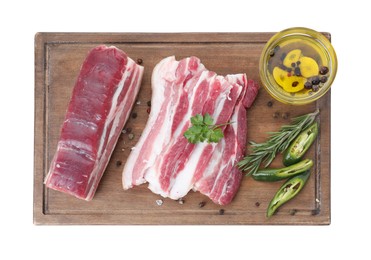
259;27;337;105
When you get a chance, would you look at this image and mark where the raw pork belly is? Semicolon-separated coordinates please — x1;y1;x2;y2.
45;45;144;201
122;56;258;205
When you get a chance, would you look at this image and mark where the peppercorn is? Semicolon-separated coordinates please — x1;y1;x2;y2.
131;112;137;119
320;76;328;83
255;202;260;207
282;112;290;120
269;45;280;57
269;49;275;57
312;76;320;85
304;81;313;89
137;58;143;65
147;100;151;107
267;101;273;107
219;209;225;215
312;85;320;92
319;66;329;75
198;201;206;208
116;161;122;167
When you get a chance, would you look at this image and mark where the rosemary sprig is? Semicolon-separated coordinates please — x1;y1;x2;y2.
238;109;320;176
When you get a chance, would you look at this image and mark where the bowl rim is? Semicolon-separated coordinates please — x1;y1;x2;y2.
259;27;338;105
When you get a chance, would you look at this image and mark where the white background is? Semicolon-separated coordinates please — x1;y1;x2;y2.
1;0;370;259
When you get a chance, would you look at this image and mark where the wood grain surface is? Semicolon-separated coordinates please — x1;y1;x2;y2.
34;33;330;225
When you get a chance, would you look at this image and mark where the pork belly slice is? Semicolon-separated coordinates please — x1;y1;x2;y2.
45;45;144;201
122;56;205;189
122;56;259;205
194;79;259;205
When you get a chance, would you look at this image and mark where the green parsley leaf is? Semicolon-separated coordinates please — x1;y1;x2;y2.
183;125;201;144
184;113;231;144
203;113;214;126
191;114;203;126
208;128;223;143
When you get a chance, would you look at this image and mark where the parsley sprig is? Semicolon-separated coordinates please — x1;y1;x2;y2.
184;113;231;144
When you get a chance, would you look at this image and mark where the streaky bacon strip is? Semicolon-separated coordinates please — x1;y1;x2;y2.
122;56;259;205
45;45;144;200
122;56;205;189
194;79;259;204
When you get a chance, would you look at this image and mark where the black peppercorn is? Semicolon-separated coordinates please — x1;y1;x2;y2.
320;76;328;83
282;112;289;119
304;81;313;89
219;209;225;215
269;49;275;57
137;58;143;65
319;66;329;75
312;76;320;85
131;112;137;119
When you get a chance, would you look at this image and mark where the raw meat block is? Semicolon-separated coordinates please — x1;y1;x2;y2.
45;45;144;200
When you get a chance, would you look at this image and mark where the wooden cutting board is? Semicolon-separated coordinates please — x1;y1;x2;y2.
34;33;330;225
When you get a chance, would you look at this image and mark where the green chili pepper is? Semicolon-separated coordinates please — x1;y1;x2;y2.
283;122;319;166
266;170;311;218
252;159;313;182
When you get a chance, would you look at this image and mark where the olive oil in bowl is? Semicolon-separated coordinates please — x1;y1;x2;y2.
260;27;337;105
